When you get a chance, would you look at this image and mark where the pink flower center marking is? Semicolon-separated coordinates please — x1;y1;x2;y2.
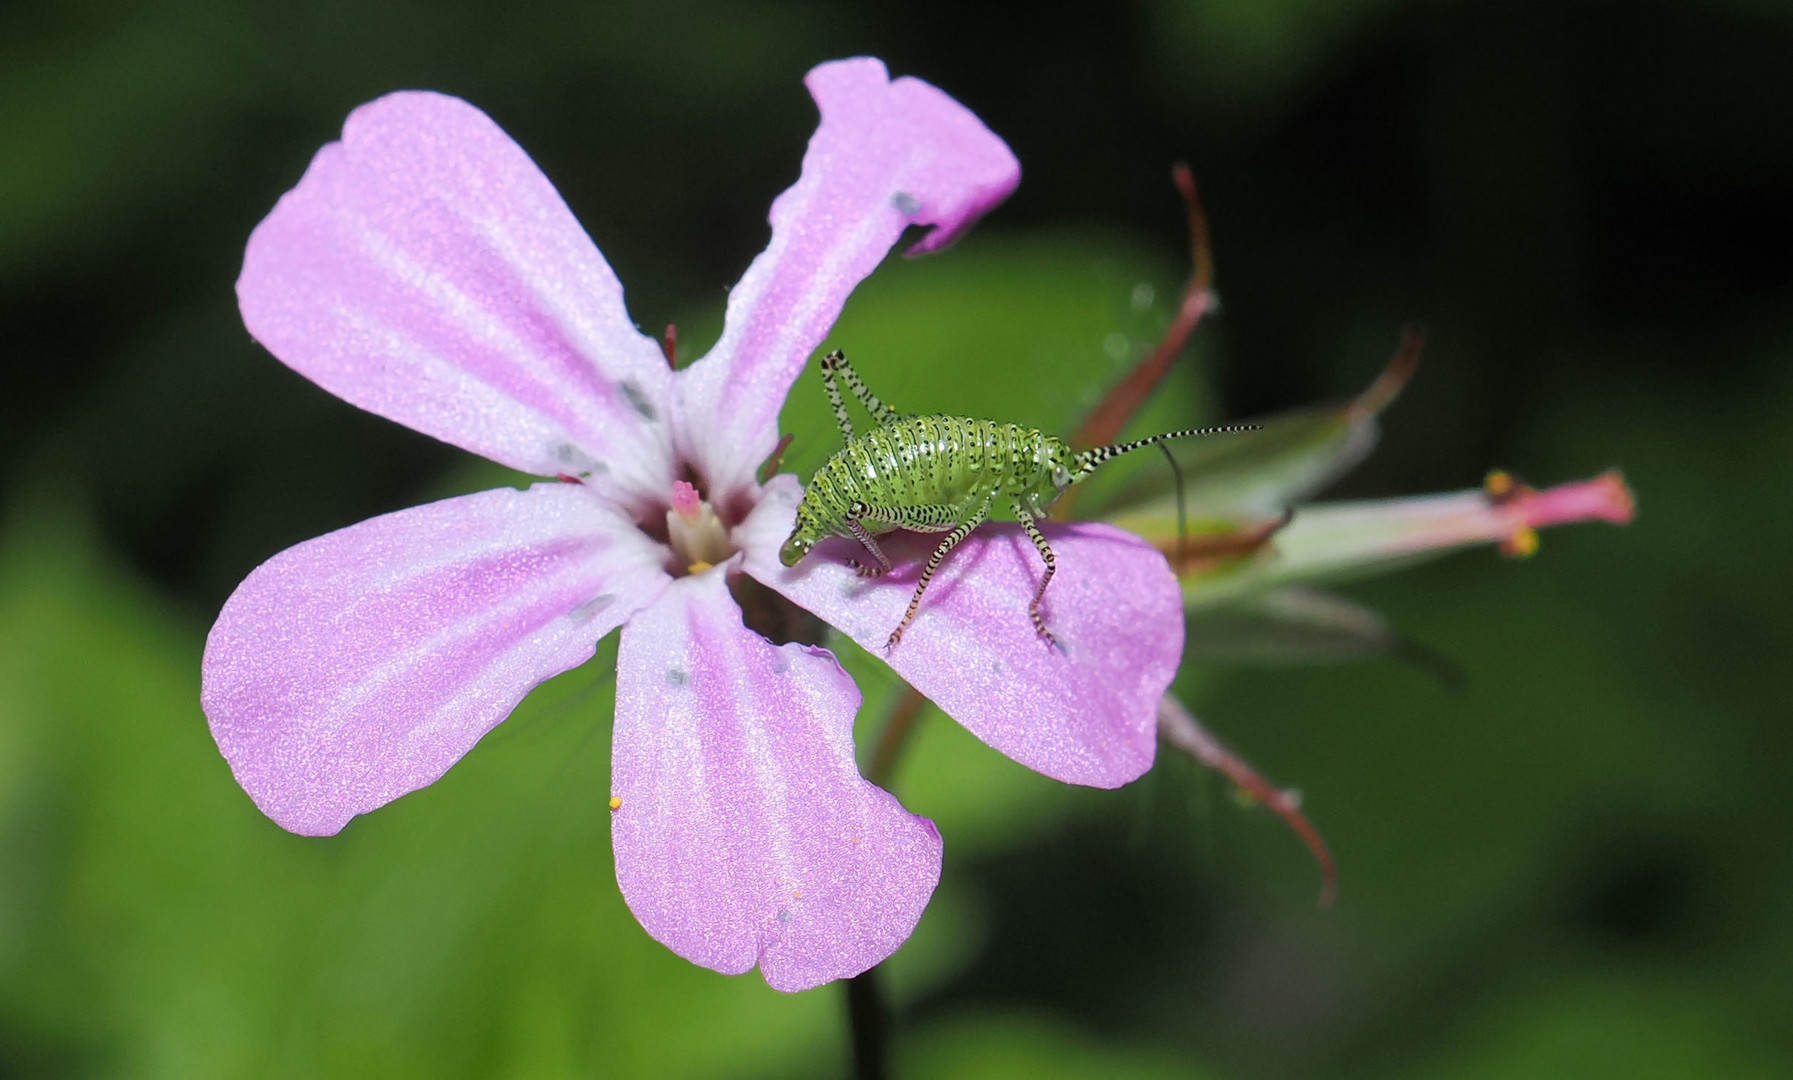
664;479;737;575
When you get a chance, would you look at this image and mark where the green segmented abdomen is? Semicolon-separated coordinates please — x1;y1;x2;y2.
823;415;1029;512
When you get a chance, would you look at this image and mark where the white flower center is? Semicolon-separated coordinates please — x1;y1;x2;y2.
664;479;736;575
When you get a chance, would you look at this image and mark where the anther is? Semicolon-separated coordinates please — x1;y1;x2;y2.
1484;469;1522;503
1499;526;1540;558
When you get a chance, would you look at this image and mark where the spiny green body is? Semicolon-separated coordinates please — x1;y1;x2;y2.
788;416;1073;548
780;350;1257;648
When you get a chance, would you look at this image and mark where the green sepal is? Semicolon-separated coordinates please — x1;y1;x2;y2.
1088;336;1414;520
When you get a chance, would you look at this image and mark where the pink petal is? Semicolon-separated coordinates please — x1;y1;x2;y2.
676;58;1019;506
611;569;941;992
238;91;675;508
203;484;669;836
738;476;1181;788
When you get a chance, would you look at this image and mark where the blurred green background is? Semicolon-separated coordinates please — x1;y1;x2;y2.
3;0;1790;1076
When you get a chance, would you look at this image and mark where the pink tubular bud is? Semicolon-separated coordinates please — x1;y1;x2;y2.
1172;469;1638;609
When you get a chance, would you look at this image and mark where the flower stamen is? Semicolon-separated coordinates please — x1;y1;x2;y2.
1500;526;1541;559
1485;468;1634;558
666;479;736;575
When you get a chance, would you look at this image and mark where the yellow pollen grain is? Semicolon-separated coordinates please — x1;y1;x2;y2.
1500;526;1540;558
687;560;713;574
608;795;622;811
1484;469;1516;498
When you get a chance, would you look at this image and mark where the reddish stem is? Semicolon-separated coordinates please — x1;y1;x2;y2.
758;432;796;485
1352;325;1426;420
662;324;678;368
1158;695;1338;909
1073;163;1215;451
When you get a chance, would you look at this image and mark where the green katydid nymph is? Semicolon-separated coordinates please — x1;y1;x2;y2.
778;350;1260;648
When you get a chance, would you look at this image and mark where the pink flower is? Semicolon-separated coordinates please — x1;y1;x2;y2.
201;58;1187;991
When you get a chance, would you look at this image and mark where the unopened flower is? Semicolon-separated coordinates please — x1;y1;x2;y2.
203;59;1188;991
1102;333;1637;622
1092;321;1635;902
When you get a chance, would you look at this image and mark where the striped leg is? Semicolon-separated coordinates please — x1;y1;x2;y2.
830;350;899;425
818;350;855;440
1013;499;1059;646
854;502;960;530
844;518;892;578
845;501;959;578
887;496;992;649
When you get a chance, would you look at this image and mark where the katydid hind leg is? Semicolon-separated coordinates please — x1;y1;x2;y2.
819;350;856;441
842;500;960;579
857;502;961;532
831;350;900;426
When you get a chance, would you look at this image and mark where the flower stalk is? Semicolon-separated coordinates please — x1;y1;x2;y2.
1072;163;1216;453
1140;469;1639;609
1158;694;1337;908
